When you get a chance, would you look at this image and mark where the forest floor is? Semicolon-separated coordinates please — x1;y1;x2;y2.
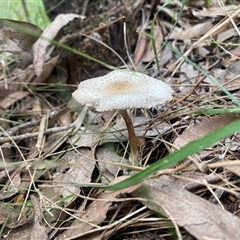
1;1;240;239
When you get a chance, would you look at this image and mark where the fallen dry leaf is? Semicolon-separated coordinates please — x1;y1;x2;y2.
141;25;163;63
225;165;240;178
96;147;129;184
191;5;239;18
0;142;14;170
134;34;148;65
173;114;239;150
0;200;34;229
33;13;85;76
0;18;42;68
217;27;237;42
0;171;21;200
0;91;30;109
57;176;140;239
223;61;240;91
132;176;240;239
53;148;95;206
224;133;240;151
30;195;48;240
71;116;170;147
32;55;59;84
179;62;199;95
2;1;240;239
0;19;42;52
171;21;213;40
201;61;240;92
162;172;221;192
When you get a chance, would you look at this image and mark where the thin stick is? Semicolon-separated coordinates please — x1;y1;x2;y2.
0;123;75;144
35;114;48;152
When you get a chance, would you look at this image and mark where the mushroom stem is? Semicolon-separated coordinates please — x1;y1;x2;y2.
120;109;139;160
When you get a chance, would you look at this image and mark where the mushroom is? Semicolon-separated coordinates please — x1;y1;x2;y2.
72;69;174;160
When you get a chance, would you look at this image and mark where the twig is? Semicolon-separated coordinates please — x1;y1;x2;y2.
0;123;75;144
40;128;74;159
166;75;205;111
5;120;41;136
3;111;56;136
35;115;48;152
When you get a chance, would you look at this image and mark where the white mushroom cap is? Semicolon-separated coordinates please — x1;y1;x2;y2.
72;70;174;111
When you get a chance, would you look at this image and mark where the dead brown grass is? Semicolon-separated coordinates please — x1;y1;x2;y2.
1;0;240;239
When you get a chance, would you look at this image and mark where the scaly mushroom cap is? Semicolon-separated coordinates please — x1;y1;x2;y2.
72;70;174;111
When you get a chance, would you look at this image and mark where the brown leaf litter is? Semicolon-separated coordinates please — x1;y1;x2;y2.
1;0;240;239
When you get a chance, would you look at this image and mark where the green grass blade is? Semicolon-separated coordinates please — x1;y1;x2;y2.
193;108;240;115
104;118;240;190
148;0;188;71
150;0;172;70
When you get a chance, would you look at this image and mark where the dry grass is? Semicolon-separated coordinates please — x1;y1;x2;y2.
1;0;240;239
